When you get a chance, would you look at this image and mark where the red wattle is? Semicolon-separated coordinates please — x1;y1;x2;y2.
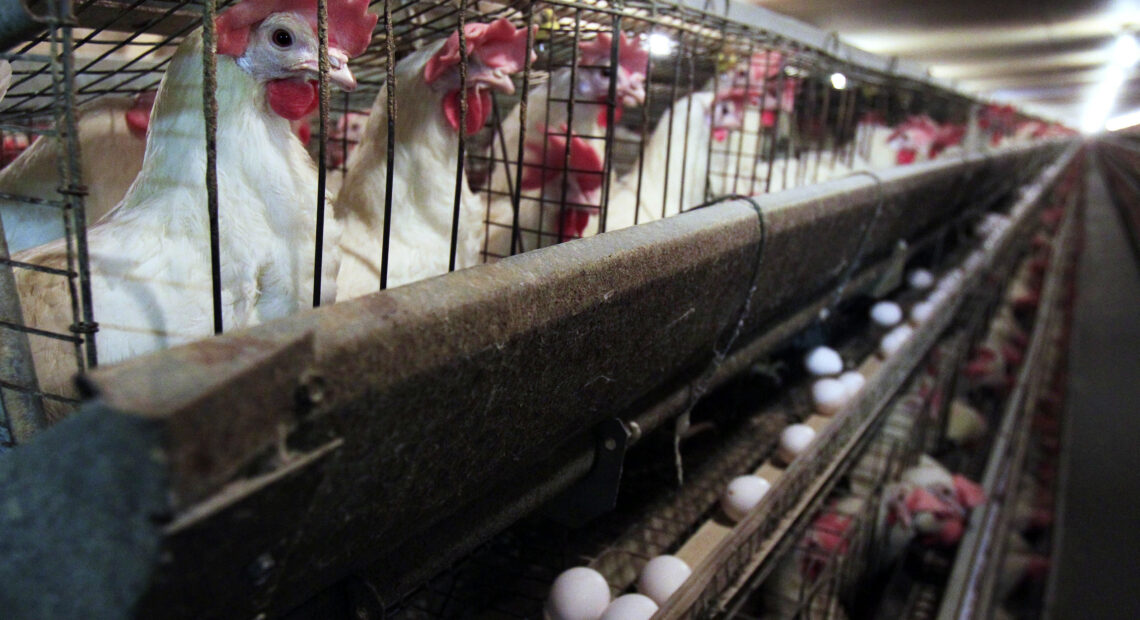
713;127;729;143
567;135;604;193
596;105;623;128
938;519;965;545
761;110;777;127
560;209;592;241
294;121;312;147
896;148;917;164
266;80;319;121
443;88;493;136
125;108;151;139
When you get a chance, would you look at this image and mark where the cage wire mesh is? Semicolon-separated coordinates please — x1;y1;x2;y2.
0;0;1061;435
722;361;957;619
354;305;970;619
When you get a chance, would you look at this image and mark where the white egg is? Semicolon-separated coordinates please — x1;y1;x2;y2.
637;555;692;606
910;301;935;324
545;567;611;620
907;268;935;290
721;475;772;522
804;346;843;376
878;325;913;358
869;301;903;327
878;333;899;358
838;370;866;399
812;378;848;416
777;424;816;464
599;594;659;620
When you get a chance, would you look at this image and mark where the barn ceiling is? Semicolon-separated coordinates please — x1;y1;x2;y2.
756;0;1140;130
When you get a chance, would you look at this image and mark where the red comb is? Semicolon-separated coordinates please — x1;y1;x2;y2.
579;32;650;78
424;18;533;84
749;50;785;81
951;475;986;509
216;0;376;58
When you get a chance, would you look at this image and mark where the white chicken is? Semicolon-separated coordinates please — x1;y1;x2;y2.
323;109;368;195
603;52;786;230
899;455;987;518
830;114;948;181
334;18;532;297
604;89;751;231
482;31;648;256
0;91;154;253
14;0;375;421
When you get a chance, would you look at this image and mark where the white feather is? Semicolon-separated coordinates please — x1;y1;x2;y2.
483;68;612;257
335;41;484;296
0;96;148;252
15;31;340;421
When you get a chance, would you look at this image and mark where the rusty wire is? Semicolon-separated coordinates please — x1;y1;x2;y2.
201;0;222;333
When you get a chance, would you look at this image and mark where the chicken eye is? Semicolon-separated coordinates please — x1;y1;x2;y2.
272;29;294;48
600;67;612;79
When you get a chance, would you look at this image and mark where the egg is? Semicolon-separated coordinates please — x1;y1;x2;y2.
599;594;659;620
869;301;903;327
910;301;935;324
907;268;934;290
545;567;611;620
879;325;914;357
812;377;848;416
637;555;692;606
777;424;816;464
804;346;843;376
838;370;866;399
965;253;986;272
721;475;772;522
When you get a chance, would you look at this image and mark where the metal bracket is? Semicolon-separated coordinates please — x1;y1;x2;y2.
870;239;910;298
542;418;632;527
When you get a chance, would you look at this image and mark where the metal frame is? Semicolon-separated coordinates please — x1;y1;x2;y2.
0;141;1069;618
936;162;1081;620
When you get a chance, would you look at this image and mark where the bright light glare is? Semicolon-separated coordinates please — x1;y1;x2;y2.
1082;75;1123;133
1115;34;1140;68
1106;108;1140;131
1081;34;1139;133
647;33;675;57
830;72;847;90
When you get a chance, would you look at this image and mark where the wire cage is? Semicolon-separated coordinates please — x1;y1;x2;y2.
0;3;1079;618
0;0;1070;442
718;376;947;619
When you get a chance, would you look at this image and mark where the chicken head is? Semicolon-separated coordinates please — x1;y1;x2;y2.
576;31;649;124
424;18;534;136
710;89;749;142
216;0;377;120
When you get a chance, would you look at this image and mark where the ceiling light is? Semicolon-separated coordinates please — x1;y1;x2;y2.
647;33;675;57
1081;75;1124;133
1114;34;1140;68
1107;108;1140;131
1081;36;1139;133
830;72;847;90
